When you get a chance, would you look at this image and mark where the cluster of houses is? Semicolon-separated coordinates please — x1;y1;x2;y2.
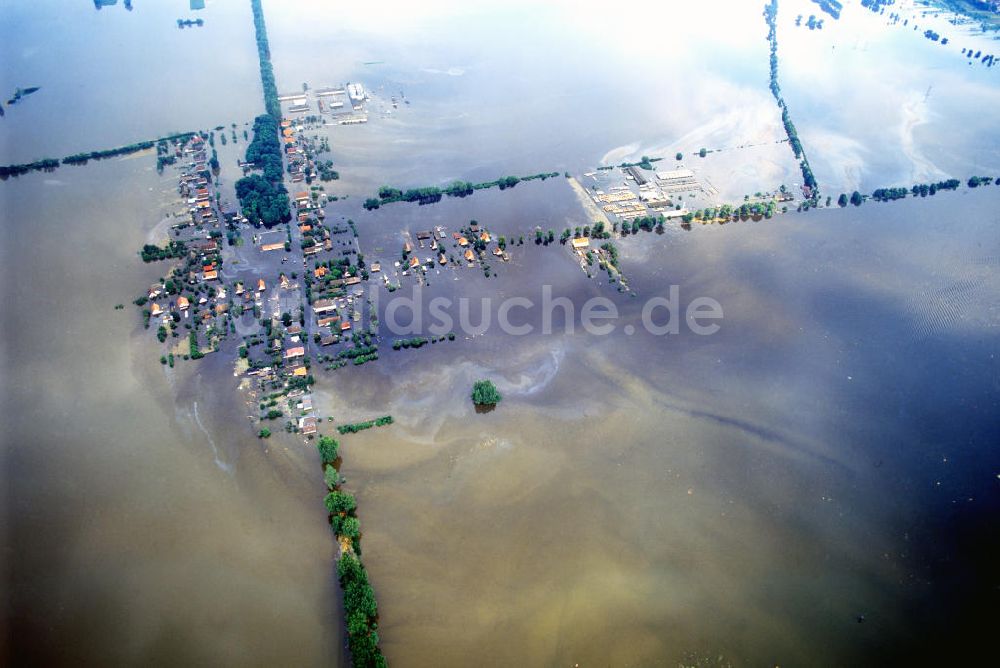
170;135;231;286
264;273;326;435
294;393;317;435
294;190;334;258
594;186;648;218
281;118;315;183
143;135;239;348
244;302;318;436
176;135;219;229
279;83;370;122
244;116;378;425
300;227;368;345
310;269;370;348
281;119;320;185
187;238;221;283
233;277;268;310
395;222;510;277
142;119;381;437
452;225;508;265
147;278;230;321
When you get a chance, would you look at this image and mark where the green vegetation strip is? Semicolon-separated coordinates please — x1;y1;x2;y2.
680;199;778;224
140;240;187;263
317;435;387;667
0;131;198;179
391;333;455;350
237;1;290;227
597;155;663;171
764;0;818;199
363;172;561;210
811;0;842;20
249;0;280;119
337;416;394;434
836;176;997;207
236;115;290;227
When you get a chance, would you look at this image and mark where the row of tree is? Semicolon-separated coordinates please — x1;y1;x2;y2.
391;333;455;350
686;200;779;222
63;132;198;165
0;131;198;179
860;0;892;12
620;155;662;170
961;49;996;67
0;158;60;179
764;0;819;198
968;175;997;188
797;14;827;30
364;172;560;210
559;221;612;244
237;0;289;227
336;344;379;363
392;337;428;349
317;435;387;667
836;177;994;207
337;415;394;434
870;186;909;202
249;0;281;119
810;0;842;20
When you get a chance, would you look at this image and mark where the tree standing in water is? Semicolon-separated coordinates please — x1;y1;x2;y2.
471;380;502;406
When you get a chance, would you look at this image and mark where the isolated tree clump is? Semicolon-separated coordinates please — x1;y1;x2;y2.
471;379;502;406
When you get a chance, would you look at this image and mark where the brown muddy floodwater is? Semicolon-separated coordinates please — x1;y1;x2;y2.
1;159;344;666
313;188;1000;666
2;159;998;667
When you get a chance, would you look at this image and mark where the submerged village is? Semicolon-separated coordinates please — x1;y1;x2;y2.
135;99;804;441
135;56;813;441
15;5;994;440
127;91;989;665
127;2;1000;441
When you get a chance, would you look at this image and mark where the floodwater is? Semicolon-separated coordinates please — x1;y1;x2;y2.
2;158;345;666
264;0;803;203
778;0;1000;195
0;0;263;164
3;0;999;665
318;187;1000;666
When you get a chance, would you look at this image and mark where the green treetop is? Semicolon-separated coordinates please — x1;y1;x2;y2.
471;379;502;406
